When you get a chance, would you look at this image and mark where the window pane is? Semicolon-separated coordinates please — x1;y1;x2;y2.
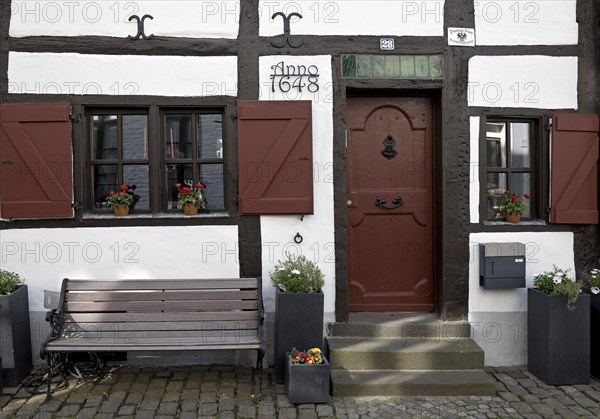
124;165;150;211
92;115;118;160
123;115;148;160
165;115;192;159
93;165;118;209
200;164;225;210
510;122;531;168
198;114;224;159
486;122;506;168
166;164;193;209
486;173;507;220
511;172;532;218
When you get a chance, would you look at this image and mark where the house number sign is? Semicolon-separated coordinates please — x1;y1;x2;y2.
270;61;319;93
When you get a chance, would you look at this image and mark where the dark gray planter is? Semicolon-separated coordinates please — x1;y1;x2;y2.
285;353;330;404
0;285;33;387
527;288;590;385
583;287;599;378
274;288;324;384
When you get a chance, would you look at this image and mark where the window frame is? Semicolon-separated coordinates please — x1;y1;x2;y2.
161;108;227;213
87;108;151;214
82;103;231;218
480;116;544;223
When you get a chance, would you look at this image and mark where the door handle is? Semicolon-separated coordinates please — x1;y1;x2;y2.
375;195;403;209
2;160;13;164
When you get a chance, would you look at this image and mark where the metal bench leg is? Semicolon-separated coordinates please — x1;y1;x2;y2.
45;353;53;403
256;349;264;393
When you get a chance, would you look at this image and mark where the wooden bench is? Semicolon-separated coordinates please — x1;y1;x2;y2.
41;278;264;398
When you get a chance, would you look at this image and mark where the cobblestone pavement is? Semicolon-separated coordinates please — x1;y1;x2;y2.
1;366;598;418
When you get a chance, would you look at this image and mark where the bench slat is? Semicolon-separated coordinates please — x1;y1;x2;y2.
61;320;259;332
64;300;258;312
66;279;259;291
48;336;261;345
45;342;262;352
66;290;258;302
64;311;258;323
57;329;259;340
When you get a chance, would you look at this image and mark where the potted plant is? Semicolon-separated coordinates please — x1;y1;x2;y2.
0;270;32;387
527;266;590;385
499;191;530;223
583;268;599;378
106;184;136;216
176;181;206;215
285;347;330;404
271;253;325;384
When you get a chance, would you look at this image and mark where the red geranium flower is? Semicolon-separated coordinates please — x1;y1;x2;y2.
175;183;182;188
524;193;531;199
119;184;129;191
510;196;518;202
108;191;115;196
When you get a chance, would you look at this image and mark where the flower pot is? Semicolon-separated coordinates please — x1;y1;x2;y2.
527;288;590;385
0;285;32;387
505;212;521;224
113;206;130;217
274;288;324;384
285;353;330;404
183;203;199;215
583;287;600;378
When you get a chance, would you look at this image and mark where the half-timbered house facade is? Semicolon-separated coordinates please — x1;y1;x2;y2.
0;0;598;368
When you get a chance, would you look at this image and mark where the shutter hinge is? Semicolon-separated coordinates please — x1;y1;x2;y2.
71;201;80;210
70;113;80;122
545;206;551;214
545;117;552;132
231;113;237;121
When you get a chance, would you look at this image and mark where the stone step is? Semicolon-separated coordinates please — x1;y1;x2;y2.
327;337;485;370
331;369;497;397
328;313;471;339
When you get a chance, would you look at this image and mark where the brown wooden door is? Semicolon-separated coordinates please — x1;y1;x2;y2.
346;97;434;312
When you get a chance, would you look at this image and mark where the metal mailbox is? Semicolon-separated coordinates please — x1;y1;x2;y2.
479;243;526;289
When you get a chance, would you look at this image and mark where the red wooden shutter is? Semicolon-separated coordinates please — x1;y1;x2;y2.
0;103;74;219
237;100;314;215
550;112;599;224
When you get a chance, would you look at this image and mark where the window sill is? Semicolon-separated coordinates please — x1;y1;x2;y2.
483;219;546;226
83;212;230;220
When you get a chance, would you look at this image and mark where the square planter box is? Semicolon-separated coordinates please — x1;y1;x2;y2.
285;353;331;404
0;285;33;387
274;288;324;384
527;288;590;385
583;288;600;378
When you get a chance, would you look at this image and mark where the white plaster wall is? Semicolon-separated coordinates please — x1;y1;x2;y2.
0;226;240;312
468;56;578;109
259;1;444;36
8;52;237;97
474;0;578;46
9;1;239;38
257;55;335;322
468;232;575;365
469;116;480;224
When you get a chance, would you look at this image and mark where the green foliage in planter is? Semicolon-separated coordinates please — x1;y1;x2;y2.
533;265;583;311
0;269;24;295
270;253;325;293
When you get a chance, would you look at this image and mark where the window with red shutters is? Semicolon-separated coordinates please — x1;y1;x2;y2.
0;103;74;219
237;100;314;215
550;112;599;224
